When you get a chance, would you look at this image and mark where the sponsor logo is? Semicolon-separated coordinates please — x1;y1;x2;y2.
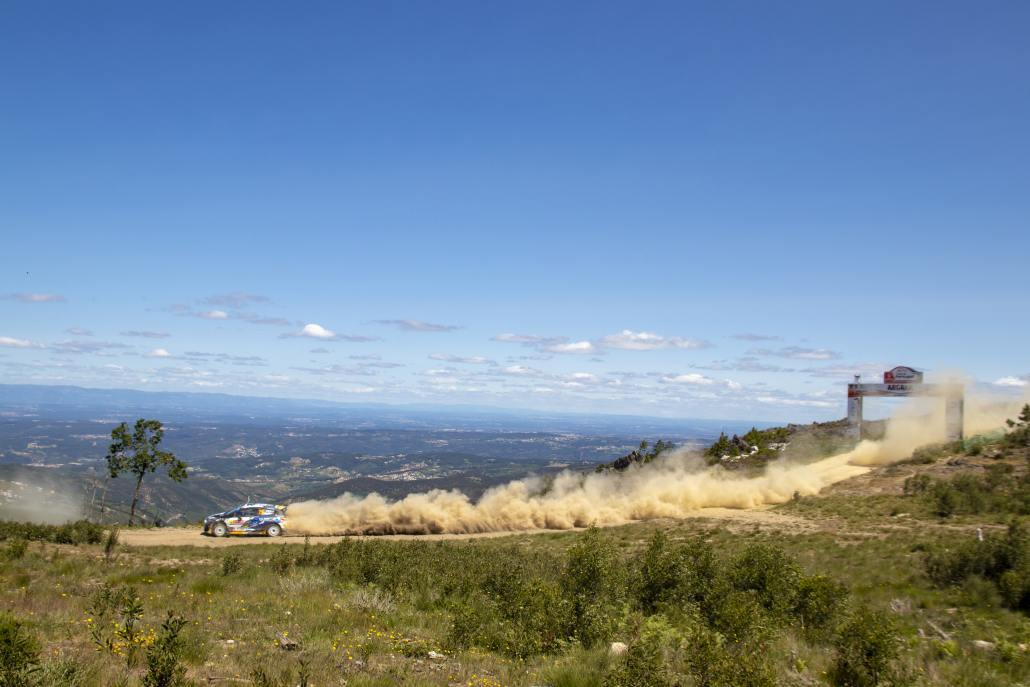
884;366;922;384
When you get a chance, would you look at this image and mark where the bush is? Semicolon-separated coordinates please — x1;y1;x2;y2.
794;574;848;633
103;528;119;564
1004;404;1030;447
142;611;188;687
0;612;40;687
728;544;801;620
221;551;243;576
925;520;1029;611
932;475;989;516
3;539;27;561
0;519;103;545
683;622;775;687
911;468;1030;518
604;638;671;687
635;531;680;613
829;607;899;687
902;474;931;496
561;527;624;648
269;546;295;576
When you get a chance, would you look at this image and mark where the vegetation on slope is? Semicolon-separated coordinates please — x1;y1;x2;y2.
1;405;1029;686
595;440;675;473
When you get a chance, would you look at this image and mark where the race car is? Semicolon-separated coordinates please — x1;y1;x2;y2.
203;503;287;537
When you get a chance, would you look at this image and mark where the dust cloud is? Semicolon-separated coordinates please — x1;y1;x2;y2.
287;383;1028;536
0;470;85;524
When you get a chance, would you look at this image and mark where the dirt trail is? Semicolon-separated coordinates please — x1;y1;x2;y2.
119;505;811;547
120;528;535;547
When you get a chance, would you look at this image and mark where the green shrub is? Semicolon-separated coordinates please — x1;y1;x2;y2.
932;474;989;516
709;590;771;644
269;545;295;576
634;531;680;612
682;622;775;687
902;474;931;496
794;574;848;633
913;468;1030;518
221;550;243;576
728;544;801;620
103;527;119;564
142;612;188;687
604;638;671;687
829;607;900;687
561;527;624;647
925;520;1029;611
1004;404;1030;447
0;612;40;687
0;519;103;545
3;539;27;561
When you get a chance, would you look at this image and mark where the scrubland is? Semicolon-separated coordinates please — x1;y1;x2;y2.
2;418;1029;686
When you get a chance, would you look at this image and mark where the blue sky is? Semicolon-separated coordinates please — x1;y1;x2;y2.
1;1;1028;422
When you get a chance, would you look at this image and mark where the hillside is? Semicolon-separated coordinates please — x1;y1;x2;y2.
1;407;1028;686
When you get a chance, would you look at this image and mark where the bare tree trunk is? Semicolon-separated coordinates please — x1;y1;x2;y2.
98;478;110;525
129;474;144;526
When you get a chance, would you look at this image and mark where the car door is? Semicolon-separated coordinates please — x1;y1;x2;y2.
223;510;243;531
237;507;260;532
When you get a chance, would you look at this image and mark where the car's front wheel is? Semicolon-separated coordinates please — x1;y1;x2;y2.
211;522;228;537
266;524;282;537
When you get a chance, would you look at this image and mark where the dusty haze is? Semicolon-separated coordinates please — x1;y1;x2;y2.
288;384;1027;535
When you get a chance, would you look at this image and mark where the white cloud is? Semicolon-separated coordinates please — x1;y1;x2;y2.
994;376;1028;388
204;292;270;308
753;395;835;408
50;340;131;355
199;310;229;320
65;327;93;336
429;353;495;365
548;341;596;354
493;333;550;344
122;330;171;339
374;319;462;332
600;330;709;351
497;329;707;355
502;364;542;376
300;323;335;339
0;336;36;348
148;348;172;358
750;346;841;361
563;372;601;387
280;324;381;343
3;293;65;303
662;373;716;386
732;333;782;341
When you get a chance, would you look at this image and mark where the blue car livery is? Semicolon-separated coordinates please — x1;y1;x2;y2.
203;503;287;537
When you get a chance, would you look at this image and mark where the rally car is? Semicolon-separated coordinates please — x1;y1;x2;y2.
203;503;287;537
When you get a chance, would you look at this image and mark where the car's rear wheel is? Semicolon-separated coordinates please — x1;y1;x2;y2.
211;522;228;537
266;524;282;537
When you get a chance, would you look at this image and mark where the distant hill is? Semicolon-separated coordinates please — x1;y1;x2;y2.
0;383;760;437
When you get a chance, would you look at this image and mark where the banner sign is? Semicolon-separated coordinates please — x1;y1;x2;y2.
884;366;923;384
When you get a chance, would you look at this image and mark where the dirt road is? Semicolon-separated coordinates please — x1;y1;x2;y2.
118;506;812;547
